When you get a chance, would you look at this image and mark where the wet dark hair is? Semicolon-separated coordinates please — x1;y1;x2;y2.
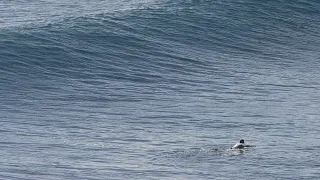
240;139;244;143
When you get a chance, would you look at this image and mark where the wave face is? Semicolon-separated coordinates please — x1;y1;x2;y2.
1;0;320;179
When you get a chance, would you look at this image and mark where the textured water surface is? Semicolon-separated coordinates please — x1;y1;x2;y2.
1;0;320;179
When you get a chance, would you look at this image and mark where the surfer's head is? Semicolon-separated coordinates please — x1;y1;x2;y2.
240;139;244;144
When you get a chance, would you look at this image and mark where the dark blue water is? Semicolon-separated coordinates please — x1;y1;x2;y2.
1;0;320;179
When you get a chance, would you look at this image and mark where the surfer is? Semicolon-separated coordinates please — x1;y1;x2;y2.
231;139;254;149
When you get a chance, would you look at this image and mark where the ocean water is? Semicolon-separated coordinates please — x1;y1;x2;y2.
1;0;320;179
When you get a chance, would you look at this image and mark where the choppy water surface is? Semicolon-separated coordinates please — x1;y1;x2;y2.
1;0;320;179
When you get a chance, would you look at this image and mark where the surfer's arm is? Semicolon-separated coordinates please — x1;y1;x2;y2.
244;145;255;147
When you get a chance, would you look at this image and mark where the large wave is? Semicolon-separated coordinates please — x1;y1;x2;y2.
1;0;319;105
